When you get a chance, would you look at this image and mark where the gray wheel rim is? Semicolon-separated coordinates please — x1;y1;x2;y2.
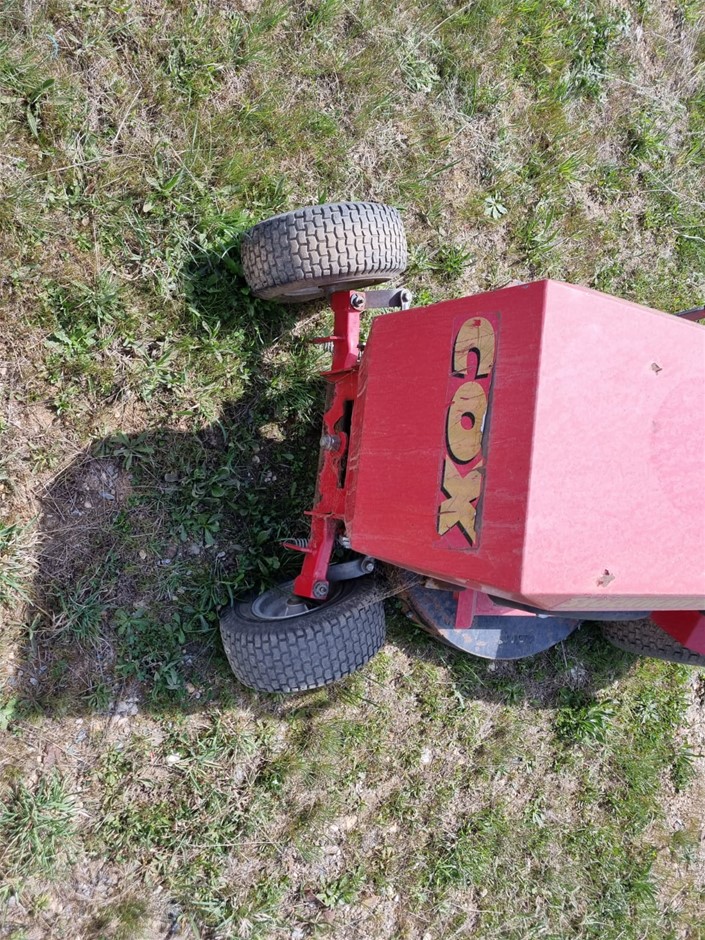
250;583;343;621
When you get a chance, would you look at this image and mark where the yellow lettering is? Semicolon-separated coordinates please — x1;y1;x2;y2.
446;381;487;464
439;316;496;546
453;317;495;378
437;460;484;541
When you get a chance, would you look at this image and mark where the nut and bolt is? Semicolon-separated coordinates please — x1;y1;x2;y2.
350;293;365;310
320;433;341;451
312;581;329;599
361;558;375;574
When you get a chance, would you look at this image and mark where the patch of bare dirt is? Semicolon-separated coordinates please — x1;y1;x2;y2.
38;457;131;581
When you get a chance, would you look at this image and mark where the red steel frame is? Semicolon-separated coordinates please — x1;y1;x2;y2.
287;291;362;599
287;286;705;657
652;610;705;655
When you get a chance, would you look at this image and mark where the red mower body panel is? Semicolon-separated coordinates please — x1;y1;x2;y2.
345;280;705;612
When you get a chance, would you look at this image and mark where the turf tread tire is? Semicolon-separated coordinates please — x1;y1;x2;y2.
220;577;386;692
601;618;705;666
240;202;407;302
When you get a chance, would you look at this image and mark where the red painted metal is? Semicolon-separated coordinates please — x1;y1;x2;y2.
453;588;540;629
291;292;362;599
291;280;705;656
651;610;705;655
345;280;705;612
327;290;364;373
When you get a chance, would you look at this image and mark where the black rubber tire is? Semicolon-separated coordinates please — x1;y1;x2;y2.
219;577;386;692
240;202;407;302
601;618;705;666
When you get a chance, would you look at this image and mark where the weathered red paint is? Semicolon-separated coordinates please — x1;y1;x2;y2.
453;587;533;628
291;292;361;599
292;281;705;656
437;312;498;549
346;281;705;612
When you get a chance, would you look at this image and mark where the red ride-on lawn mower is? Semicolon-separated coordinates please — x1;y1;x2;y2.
220;202;705;693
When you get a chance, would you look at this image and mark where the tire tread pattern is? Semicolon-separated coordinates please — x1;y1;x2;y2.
220;578;386;692
241;202;407;301
601;618;705;666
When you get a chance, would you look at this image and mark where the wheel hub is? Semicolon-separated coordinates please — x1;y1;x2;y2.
251;583;343;621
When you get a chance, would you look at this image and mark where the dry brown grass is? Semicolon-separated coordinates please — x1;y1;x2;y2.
1;0;704;937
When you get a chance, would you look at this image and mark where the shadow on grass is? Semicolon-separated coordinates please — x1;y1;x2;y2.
14;245;325;720
17;420;636;722
386;609;637;709
12;245;637;720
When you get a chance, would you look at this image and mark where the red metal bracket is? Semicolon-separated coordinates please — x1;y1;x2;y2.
292;291;362;600
651;610;705;655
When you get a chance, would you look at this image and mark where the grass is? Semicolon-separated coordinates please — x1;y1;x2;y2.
0;0;704;937
0;773;77;877
0;522;35;606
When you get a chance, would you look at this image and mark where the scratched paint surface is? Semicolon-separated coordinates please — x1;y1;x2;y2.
437;313;499;549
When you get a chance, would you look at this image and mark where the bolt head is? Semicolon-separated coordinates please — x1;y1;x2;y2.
320;433;341;451
313;581;329;599
350;293;365;310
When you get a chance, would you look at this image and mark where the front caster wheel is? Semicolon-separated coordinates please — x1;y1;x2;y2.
240;202;407;302
220;577;386;693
